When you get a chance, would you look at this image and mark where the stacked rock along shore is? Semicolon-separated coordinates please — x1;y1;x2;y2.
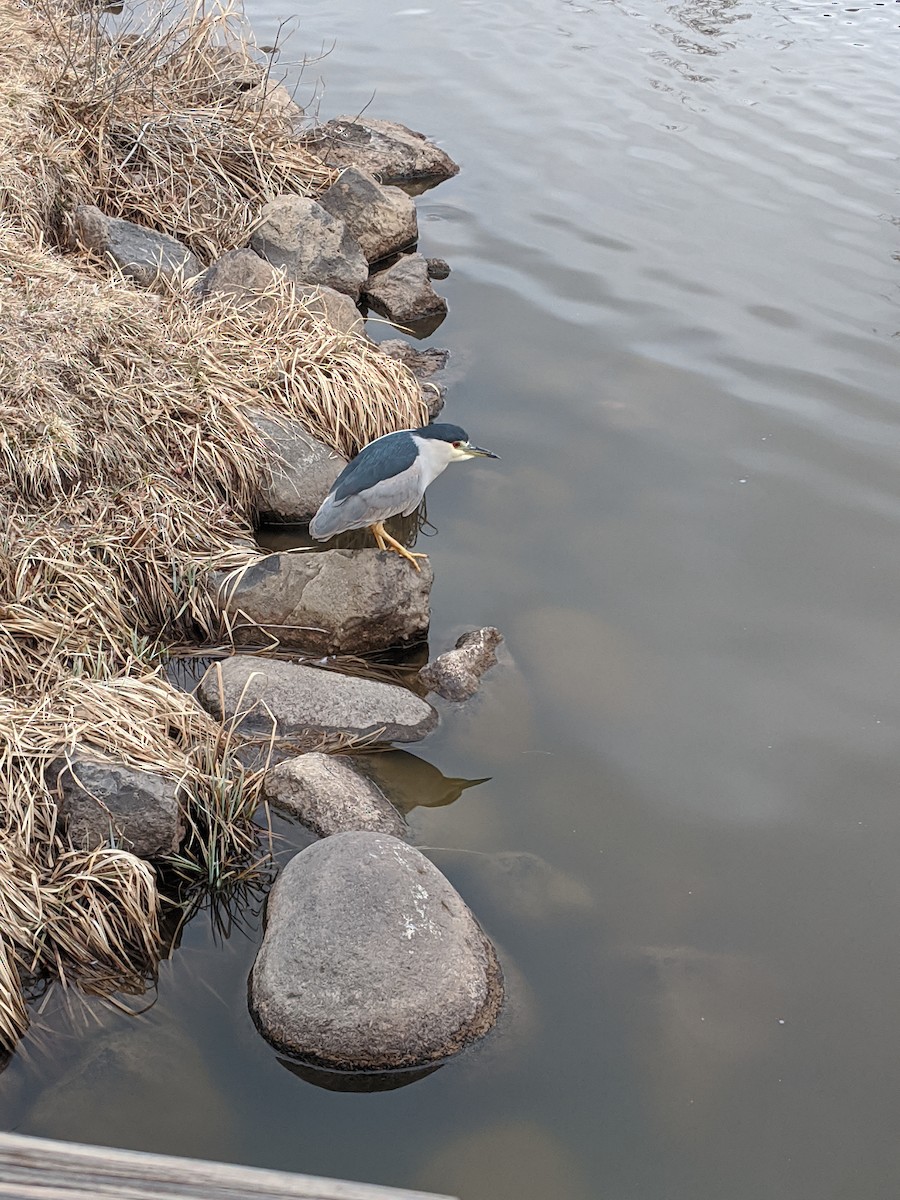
0;0;506;1070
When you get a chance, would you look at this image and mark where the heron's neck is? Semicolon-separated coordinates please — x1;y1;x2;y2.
412;435;456;489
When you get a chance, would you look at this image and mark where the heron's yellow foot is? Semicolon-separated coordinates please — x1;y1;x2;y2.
369;523;429;572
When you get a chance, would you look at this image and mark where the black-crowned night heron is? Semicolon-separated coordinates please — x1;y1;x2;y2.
309;422;499;570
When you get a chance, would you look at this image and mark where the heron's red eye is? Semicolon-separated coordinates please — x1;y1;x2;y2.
452;441;462;448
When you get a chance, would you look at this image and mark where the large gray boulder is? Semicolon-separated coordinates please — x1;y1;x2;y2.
318;167;417;264
364;253;448;328
197;656;437;748
263;752;408;839
249;832;504;1069
71;205;201;287
307;117;460;187
419;627;504;701
250;195;368;299
251;414;346;523
49;753;183;858
218;549;432;654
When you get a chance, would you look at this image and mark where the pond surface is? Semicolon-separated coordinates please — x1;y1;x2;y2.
4;1;900;1197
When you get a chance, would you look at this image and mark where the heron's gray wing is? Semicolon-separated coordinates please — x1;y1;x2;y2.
332;431;418;503
309;460;423;539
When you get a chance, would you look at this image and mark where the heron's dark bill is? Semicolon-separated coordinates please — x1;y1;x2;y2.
468;444;500;459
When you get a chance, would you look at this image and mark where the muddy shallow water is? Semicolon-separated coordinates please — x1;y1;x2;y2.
4;2;900;1198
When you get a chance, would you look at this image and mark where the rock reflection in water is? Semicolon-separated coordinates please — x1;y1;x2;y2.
277;1057;443;1093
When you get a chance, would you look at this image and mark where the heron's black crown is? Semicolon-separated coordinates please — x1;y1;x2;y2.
414;423;469;444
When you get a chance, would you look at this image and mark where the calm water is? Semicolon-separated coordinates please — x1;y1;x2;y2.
4;2;900;1197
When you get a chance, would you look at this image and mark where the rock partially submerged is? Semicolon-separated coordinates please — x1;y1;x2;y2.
249;832;503;1069
318;166;418;264
251;414;346;523
263;752;408;839
308;117;460;187
197;656;437;748
218;548;432;654
71;205;201;287
49;753;184;858
419;627;504;701
379;339;449;418
364;253;448;329
250;195;368;299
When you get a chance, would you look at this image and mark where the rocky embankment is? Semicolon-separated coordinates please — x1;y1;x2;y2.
48;75;509;1070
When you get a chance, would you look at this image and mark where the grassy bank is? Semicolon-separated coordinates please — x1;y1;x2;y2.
0;0;429;1048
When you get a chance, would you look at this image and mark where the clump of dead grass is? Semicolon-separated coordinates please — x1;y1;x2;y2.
2;0;334;257
0;0;431;1050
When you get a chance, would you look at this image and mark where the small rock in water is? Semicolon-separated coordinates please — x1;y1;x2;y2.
419;627;504;701
250;413;346;523
250;195;368;299
71;205;201;288
249;832;504;1069
364;253;448;328
217;548;433;654
379;339;450;379
263;752;408;839
425;257;451;280
196;655;437;748
307;117;460;187
318;166;418;264
49;752;184;859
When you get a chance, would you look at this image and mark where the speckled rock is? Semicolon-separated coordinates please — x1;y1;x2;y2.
307;117;460;187
250;195;368;299
364;253;448;326
251;414;346;523
249;832;504;1069
263;753;408;839
419;627;504;701
295;284;362;334
194;248;278;305
217;548;432;654
71;205;201;287
319;167;418;263
49;753;183;858
197;656;437;747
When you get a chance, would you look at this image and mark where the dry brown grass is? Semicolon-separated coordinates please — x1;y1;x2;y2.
0;0;430;1049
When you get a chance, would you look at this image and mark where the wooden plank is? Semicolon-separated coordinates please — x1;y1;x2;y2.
0;1132;456;1200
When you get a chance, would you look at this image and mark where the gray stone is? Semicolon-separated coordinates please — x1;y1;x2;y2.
263;752;408;838
251;414;346;523
71;205;201;288
197;655;437;748
295;284;362;334
425;257;451;280
218;548;432;654
307;117;460;187
419;627;504;702
249;832;503;1069
363;253;448;327
379;340;449;379
318;167;417;264
49;753;183;858
194;247;278;305
250;195;368;299
378;340;448;418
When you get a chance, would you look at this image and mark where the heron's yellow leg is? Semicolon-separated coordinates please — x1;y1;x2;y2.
370;522;428;572
370;523;387;551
